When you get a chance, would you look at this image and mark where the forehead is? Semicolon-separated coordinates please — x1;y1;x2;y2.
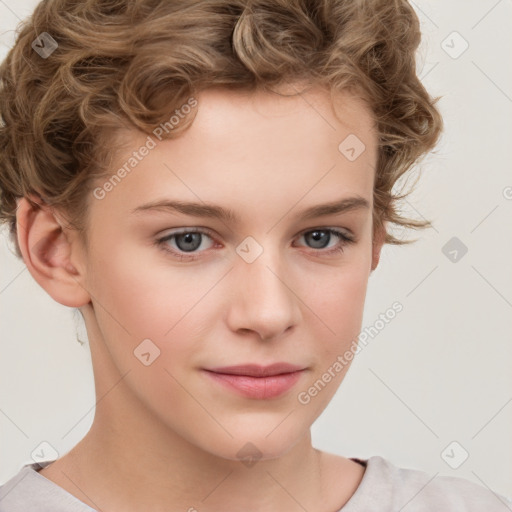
92;86;377;224
177;86;376;161
190;84;374;134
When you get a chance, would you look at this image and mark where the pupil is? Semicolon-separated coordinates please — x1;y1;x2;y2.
177;232;201;252
309;230;328;248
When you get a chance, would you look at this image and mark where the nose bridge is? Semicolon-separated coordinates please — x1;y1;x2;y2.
227;235;300;339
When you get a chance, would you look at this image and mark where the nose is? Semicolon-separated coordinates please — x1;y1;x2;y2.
226;246;302;341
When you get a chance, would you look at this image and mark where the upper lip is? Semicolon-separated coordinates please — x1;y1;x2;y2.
205;363;306;377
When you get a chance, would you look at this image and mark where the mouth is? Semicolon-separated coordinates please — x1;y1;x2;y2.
203;363;307;400
206;363;306;377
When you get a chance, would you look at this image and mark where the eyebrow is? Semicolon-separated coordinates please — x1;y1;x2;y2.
131;196;370;223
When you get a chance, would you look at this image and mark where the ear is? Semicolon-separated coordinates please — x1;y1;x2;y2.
370;222;386;273
15;194;91;307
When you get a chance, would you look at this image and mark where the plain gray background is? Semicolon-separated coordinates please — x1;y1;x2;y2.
1;0;511;500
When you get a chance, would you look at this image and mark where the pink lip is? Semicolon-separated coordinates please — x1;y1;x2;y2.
207;363;305;377
203;363;306;399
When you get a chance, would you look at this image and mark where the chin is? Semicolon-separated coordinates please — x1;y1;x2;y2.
197;427;306;465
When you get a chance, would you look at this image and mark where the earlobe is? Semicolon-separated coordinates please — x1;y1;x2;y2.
15;195;91;308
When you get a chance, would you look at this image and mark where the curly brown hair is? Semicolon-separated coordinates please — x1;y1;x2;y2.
0;0;443;259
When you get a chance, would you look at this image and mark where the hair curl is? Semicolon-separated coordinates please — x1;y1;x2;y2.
0;0;443;259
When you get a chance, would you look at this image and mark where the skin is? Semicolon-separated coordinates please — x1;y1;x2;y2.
16;85;386;512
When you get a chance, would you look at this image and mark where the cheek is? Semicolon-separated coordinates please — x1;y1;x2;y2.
328;269;368;327
86;242;219;369
85;245;212;412
301;258;370;356
90;239;190;325
294;260;370;406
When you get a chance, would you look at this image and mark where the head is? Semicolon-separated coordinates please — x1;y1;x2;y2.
0;0;442;462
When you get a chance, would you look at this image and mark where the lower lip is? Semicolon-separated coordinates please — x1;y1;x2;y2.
203;370;304;399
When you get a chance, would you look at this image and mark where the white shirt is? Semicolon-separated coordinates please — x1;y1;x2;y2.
0;455;510;511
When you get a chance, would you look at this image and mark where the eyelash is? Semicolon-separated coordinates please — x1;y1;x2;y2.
154;227;355;262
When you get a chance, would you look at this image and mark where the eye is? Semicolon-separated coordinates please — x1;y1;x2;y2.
155;227;355;262
155;228;216;261
295;228;355;256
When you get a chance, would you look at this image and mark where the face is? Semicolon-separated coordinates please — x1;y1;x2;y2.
78;86;382;461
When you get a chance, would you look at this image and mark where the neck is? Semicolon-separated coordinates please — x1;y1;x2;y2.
62;411;326;512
